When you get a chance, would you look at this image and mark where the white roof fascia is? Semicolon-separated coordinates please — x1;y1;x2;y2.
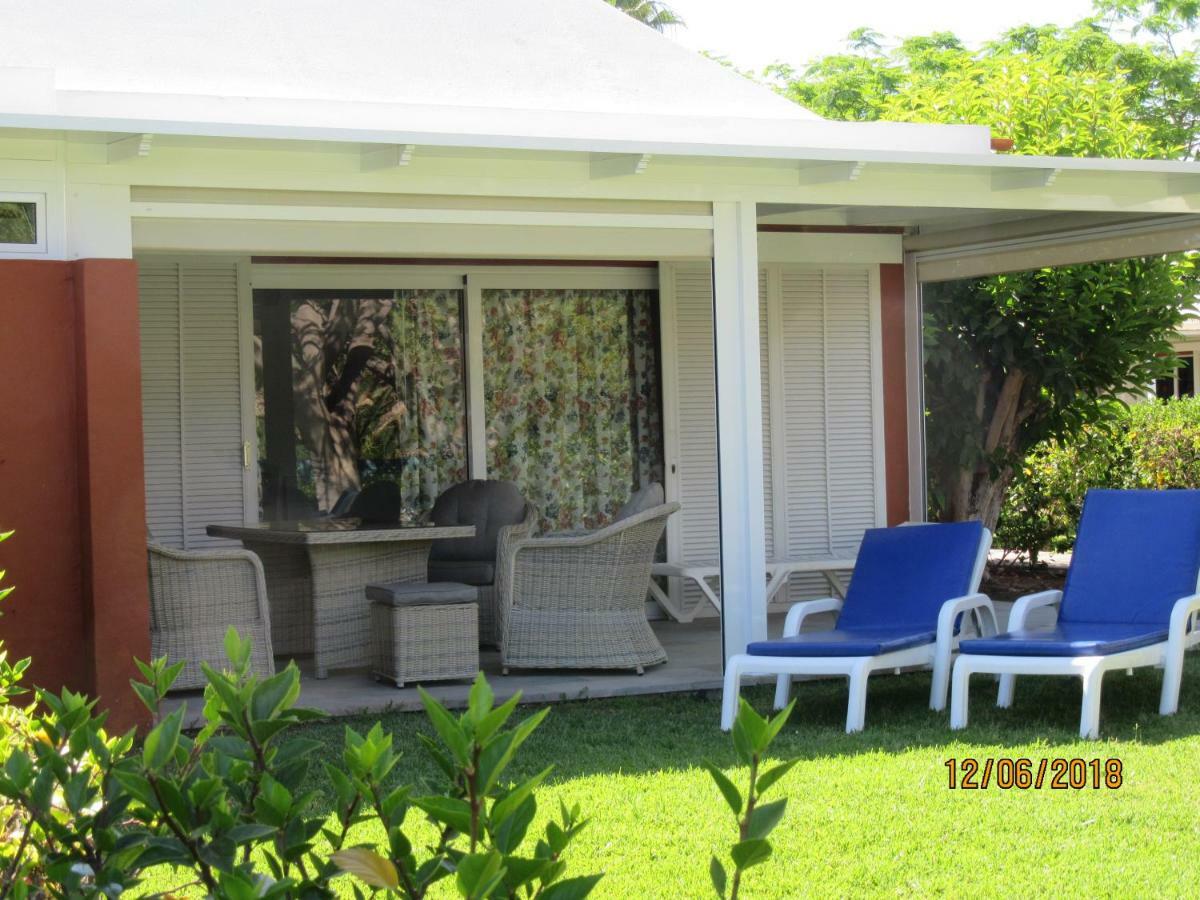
0;83;989;157
6;96;1200;181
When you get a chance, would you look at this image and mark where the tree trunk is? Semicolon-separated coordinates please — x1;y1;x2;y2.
944;368;1030;532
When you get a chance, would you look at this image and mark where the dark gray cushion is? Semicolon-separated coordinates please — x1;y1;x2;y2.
428;480;527;562
613;482;664;522
428;559;495;587
367;580;478;607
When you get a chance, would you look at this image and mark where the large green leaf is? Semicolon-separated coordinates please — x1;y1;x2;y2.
746;798;788;841
413;795;473;834
730;838;772;870
539;874;604;900
755;758;800;796
702;761;743;816
141;706;184;771
710;856;728;899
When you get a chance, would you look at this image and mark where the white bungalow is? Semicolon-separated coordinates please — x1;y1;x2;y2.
4;0;1200;726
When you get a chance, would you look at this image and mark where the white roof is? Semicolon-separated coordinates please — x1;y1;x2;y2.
0;0;994;157
6;0;816;122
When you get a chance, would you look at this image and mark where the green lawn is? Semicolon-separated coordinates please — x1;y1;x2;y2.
153;658;1200;897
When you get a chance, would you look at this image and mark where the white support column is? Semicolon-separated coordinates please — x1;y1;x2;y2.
463;275;488;479
712;200;768;662
903;252;927;522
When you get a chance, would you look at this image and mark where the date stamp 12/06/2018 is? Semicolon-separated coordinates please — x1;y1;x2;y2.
945;757;1124;790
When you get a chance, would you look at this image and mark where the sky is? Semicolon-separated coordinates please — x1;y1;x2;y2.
665;0;1101;72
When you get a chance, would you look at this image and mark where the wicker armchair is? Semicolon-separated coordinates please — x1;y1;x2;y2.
499;502;679;674
148;543;276;690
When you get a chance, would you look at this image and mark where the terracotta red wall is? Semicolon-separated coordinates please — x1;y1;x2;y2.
879;263;911;525
0;259;149;729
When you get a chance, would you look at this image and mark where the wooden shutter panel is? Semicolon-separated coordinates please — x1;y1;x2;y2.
823;268;879;552
140;259;247;549
775;264;881;599
760;267;775;560
139;263;185;548
664;261;719;617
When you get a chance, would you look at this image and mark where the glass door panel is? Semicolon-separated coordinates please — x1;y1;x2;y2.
253;288;467;521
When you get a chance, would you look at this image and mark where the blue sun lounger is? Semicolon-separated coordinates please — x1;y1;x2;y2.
951;489;1200;739
721;521;993;733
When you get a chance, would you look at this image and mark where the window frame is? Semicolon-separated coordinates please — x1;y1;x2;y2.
0;191;47;255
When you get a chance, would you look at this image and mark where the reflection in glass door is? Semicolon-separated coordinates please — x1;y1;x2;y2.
253;288;468;521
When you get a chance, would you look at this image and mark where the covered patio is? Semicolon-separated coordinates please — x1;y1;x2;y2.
5;0;1200;730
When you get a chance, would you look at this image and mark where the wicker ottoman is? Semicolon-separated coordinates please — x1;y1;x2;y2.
366;581;479;688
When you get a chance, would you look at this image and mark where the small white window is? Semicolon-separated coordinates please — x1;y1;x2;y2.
0;192;47;254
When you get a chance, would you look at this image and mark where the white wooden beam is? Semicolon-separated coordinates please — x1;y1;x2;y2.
712;200;768;662
360;143;416;171
797;160;865;185
590;152;652;179
990;167;1061;191
1166;173;1200;200
106;133;153;163
130;201;713;230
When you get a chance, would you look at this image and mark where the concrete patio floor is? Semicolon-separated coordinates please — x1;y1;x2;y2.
164;601;1044;728
164;614;756;728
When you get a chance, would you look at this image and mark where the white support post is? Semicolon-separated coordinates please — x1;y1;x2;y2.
463;275;488;479
712;200;768;662
903;252;927;522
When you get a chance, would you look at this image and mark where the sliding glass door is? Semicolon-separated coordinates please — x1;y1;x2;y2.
251;272;664;531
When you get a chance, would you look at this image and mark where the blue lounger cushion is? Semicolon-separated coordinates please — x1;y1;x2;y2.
745;520;985;658
1056;489;1200;627
959;622;1169;657
834;521;984;632
747;627;936;658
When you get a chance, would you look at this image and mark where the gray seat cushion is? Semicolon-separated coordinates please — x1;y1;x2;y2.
428;559;495;587
366;580;478;607
428;480;527;564
613;482;664;522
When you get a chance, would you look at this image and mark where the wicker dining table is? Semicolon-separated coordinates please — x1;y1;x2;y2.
207;520;474;678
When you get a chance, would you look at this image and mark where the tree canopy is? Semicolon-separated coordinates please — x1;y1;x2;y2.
605;0;684;33
767;3;1200;528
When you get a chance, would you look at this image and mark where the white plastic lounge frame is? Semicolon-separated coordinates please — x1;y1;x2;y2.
720;525;995;733
950;587;1200;740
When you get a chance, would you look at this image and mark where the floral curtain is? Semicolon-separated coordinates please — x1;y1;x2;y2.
482;288;664;532
377;290;469;513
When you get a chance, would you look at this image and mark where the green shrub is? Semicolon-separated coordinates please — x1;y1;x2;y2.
0;629;598;899
0;529;40;894
705;699;798;900
996;397;1200;560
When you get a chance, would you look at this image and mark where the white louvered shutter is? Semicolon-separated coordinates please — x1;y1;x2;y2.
139;265;185;548
665;261;720;616
759;267;774;560
140;259;249;549
775;265;881;600
823;268;879;551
